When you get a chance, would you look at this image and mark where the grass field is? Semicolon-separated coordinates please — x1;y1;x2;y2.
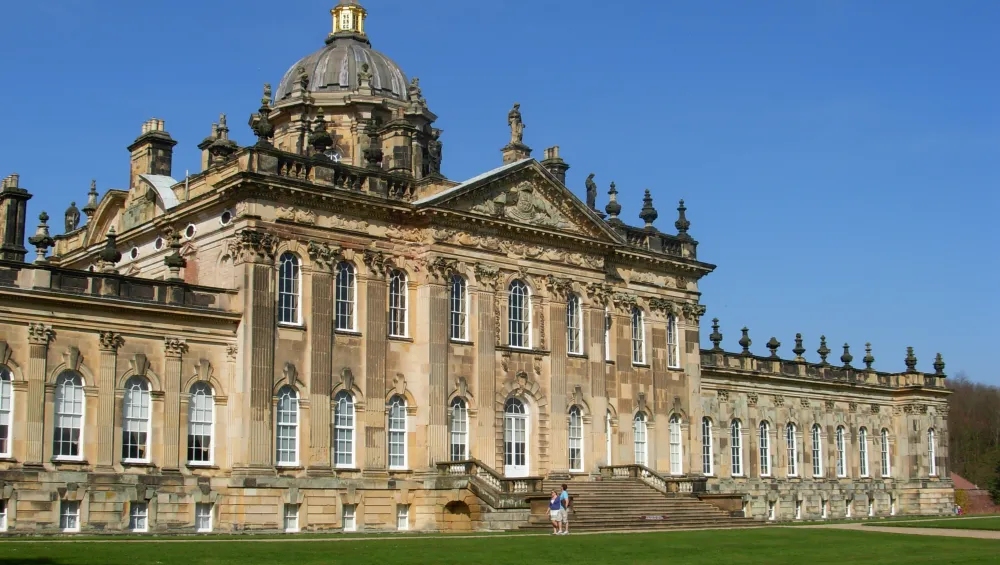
1;528;998;565
870;516;1000;531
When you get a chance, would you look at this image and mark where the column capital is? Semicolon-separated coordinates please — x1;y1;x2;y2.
544;274;573;302
226;343;238;361
306;240;342;273
426;256;459;285
27;322;54;346
164;337;189;358
474;263;500;291
363;248;390;279
227;228;278;265
98;330;125;352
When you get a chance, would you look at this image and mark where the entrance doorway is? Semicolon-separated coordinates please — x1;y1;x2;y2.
504;398;528;477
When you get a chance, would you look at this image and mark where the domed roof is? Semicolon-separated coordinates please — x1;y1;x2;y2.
274;36;408;102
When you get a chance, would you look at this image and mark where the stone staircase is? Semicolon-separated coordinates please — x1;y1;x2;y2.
523;478;753;532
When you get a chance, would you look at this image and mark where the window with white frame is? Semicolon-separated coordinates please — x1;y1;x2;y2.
129;502;148;532
450;275;468;341
795;500;802;520
731;420;743;476
187;382;213;465
845;500;852;518
54;372;85;460
759;421;771;477
928;428;937;476
859;427;869;477
767;500;775;521
812;424;823;477
868;498;874;517
604;308;612;361
821;499;829;519
396;504;409;531
388;395;407;469
508;280;531;348
335;262;356;331
633;412;648;466
0;499;7;532
389;270;408;337
334;391;355;468
450;398;468;461
284;503;299;533
195;503;213;533
342;504;357;532
702;417;713;475
566;294;583;354
60;500;80;532
786;423;798;477
835;426;846;477
276;386;299;466
669;415;682;475
881;428;891;477
569;406;583;472
0;366;11;458
631;307;645;365
122;377;151;463
278;253;301;326
667;314;680;369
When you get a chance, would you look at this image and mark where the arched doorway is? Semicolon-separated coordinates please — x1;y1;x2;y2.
504;398;529;477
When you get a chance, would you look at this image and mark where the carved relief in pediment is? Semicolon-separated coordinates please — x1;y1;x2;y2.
460;180;582;234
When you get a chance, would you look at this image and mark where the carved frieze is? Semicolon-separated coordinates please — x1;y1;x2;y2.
648;297;677;315
467;180;579;233
227;229;277;265
277;207;316;225
613;292;638;312
427;257;458;284
586;282;614;307
433;229;603;271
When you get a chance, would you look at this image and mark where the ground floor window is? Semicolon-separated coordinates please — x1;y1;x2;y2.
794;500;802;520
845;500;852;518
129;503;148;532
890;497;896;516
343;504;357;532
60;501;80;532
195;503;213;533
767;500;776;521
821;500;829;519
0;499;7;531
868;499;874;517
397;504;410;531
284;504;299;533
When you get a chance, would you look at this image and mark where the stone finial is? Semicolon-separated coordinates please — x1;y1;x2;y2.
675;199;692;240
310;107;334;155
605;182;621;220
841;343;853;368
98;227;122;272
792;333;806;362
904;347;918;373
817;335;831;366
164;230;186;280
863;343;875;370
249;83;275;147
82;180;99;219
28;212;55;262
64;201;81;233
933;353;945;376
709;318;723;351
766;337;781;359
639;190;658;231
739;327;752;356
208;113;239;163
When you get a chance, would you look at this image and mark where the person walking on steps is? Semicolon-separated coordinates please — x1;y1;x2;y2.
548;490;563;535
559;484;571;535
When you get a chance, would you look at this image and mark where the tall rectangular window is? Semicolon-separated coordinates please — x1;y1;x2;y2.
566;295;582;354
396;504;409;531
334;391;355;468
276;387;299;466
54;373;85;460
812;425;823;477
388;396;407;469
633;413;648;466
604;308;612;361
343;504;357;532
195;503;213;533
669;416;682;475
928;429;937;476
666;314;680;369
859;428;869;478
450;276;468;341
284;504;299;533
122;377;151;463
881;429;891;477
836;427;846;477
278;253;301;326
631;308;645;365
335;262;356;331
0;368;11;458
60;501;80;532
731;420;743;476
759;422;771;477
701;418;713;475
187;383;214;464
0;499;7;532
508;281;531;349
389;270;408;337
569;407;583;472
129;503;148;532
786;424;798;477
450;399;468;461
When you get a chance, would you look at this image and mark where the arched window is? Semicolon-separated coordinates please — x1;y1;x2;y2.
786;423;798;477
388;395;407;469
334;391;355;468
669;415;683;475
187;382;214;465
568;406;583;472
928;428;937;476
53;372;85;460
508;280;531;348
759;421;771;477
631;307;645;365
633;412;648;466
450;398;468;461
566;295;583;355
859;427;869;477
122;377;151;463
389;270;408;337
812;424;823;477
667;314;680;369
835;426;846;477
881;428;891;477
701;417;713;476
335;262;356;331
730;420;743;476
276;386;299;466
604;307;612;361
450;275;468;341
0;366;11;458
278;253;301;326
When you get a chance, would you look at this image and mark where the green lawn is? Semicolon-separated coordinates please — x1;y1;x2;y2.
1;528;998;565
870;516;1000;531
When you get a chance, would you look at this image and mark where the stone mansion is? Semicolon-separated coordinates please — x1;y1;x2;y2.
0;1;951;534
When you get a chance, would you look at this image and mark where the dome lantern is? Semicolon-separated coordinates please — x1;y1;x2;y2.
330;0;368;41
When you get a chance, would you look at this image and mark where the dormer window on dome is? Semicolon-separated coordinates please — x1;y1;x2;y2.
331;0;367;37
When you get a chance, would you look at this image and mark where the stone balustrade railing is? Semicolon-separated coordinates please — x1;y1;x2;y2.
436;459;544;509
598;464;707;495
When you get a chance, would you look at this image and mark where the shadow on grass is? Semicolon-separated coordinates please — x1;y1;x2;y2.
0;559;58;565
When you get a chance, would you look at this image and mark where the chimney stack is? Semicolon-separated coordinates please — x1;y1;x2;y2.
540;146;569;185
0;173;32;262
128;118;177;189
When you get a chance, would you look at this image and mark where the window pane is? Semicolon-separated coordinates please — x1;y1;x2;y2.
759;422;770;476
122;377;150;462
631;308;644;364
388;397;407;468
731;421;742;476
566;295;582;354
702;418;712;475
196;503;213;532
508;281;530;348
569;407;583;471
334;391;355;467
812;425;822;477
187;383;214;464
389;270;408;337
54;373;84;458
278;253;300;325
787;424;797;477
666;314;679;368
276;388;299;465
335;263;356;331
633;413;647;466
669;416;682;474
450;398;467;461
450;276;467;341
129;503;148;532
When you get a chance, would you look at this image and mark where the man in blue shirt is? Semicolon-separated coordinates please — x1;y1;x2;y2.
558;484;571;535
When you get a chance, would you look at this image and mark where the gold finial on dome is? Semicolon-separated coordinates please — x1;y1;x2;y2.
331;0;367;37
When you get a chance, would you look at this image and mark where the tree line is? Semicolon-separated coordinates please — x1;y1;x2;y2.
947;374;1000;501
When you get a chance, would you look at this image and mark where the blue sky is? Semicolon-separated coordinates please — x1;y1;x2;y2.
1;0;996;382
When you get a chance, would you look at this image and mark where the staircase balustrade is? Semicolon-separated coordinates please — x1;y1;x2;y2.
436;459;544;509
598;464;707;495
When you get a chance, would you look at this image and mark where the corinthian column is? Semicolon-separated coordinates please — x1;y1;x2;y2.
97;331;124;470
25;323;54;465
473;264;499;466
163;337;188;470
425;258;454;466
306;242;338;473
545;276;571;475
362;249;389;474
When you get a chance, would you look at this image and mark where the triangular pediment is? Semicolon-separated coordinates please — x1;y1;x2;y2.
415;160;621;243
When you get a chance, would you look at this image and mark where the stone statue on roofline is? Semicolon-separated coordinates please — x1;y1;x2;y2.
508;103;524;145
585;173;597;211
